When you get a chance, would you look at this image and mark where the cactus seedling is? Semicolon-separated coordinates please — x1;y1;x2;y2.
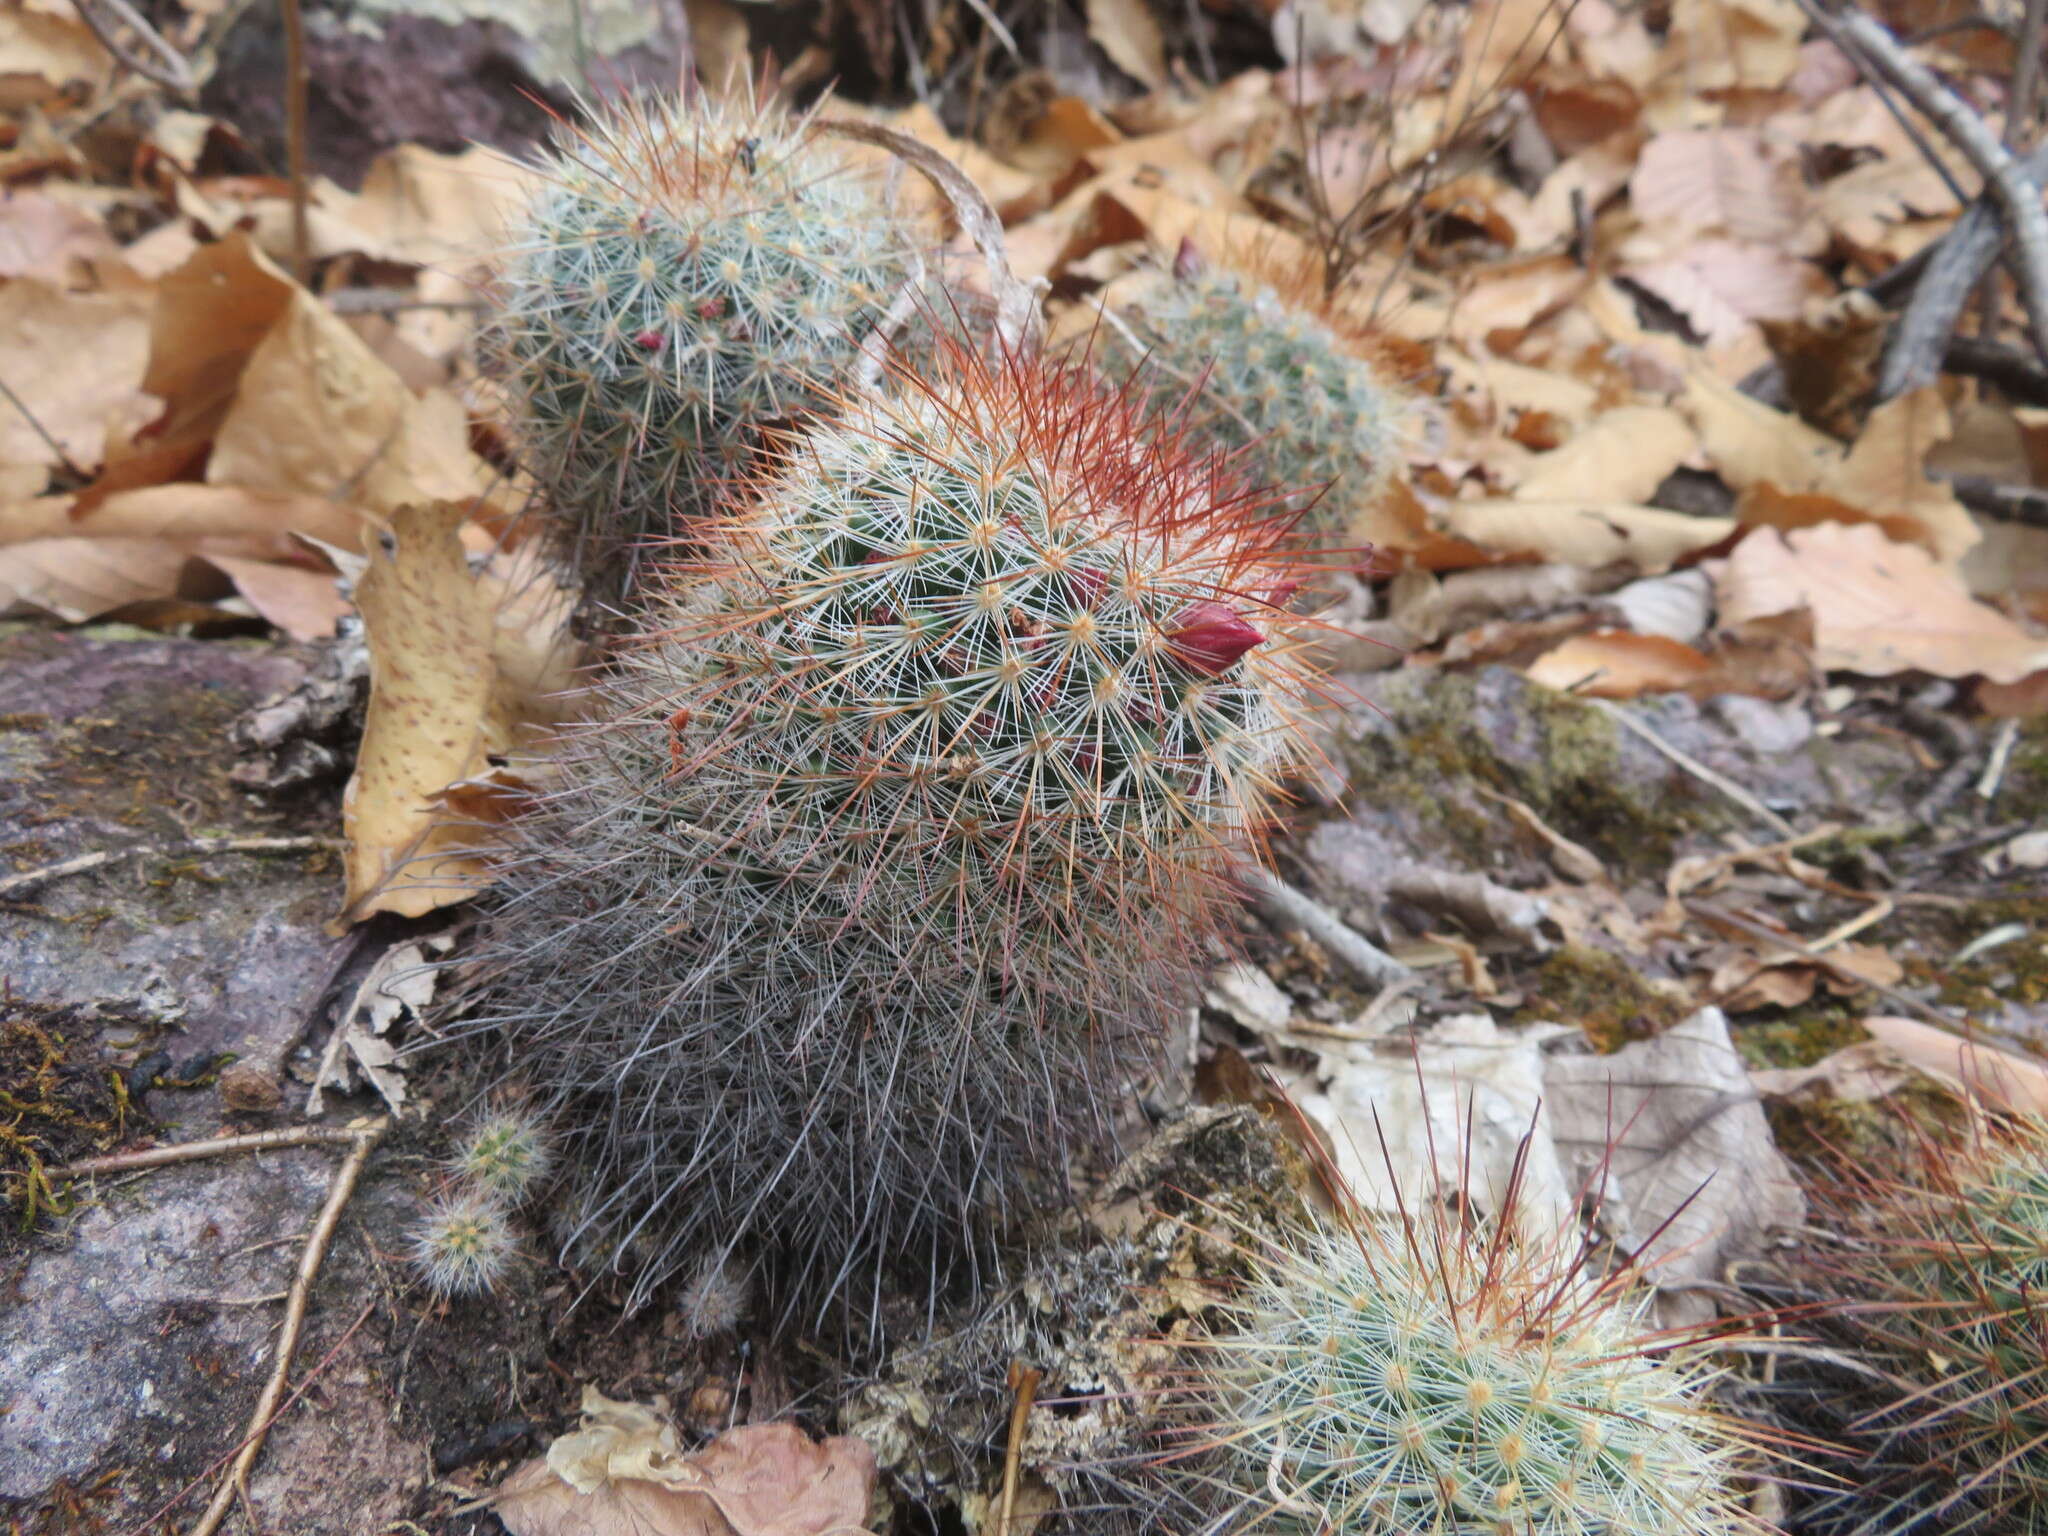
1819;1114;2048;1533
410;1189;519;1297
460;333;1325;1329
1096;249;1408;546
453;1109;552;1201
493;88;917;598
1153;1199;1762;1535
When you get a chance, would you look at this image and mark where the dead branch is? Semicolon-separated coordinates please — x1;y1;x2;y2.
46;1124;371;1181
1246;868;1413;988
0;835;341;901
72;0;195;93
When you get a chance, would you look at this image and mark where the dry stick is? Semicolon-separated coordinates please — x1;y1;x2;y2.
1941;333;2048;404
1585;698;1797;838
1937;469;2048;528
72;0;195;92
279;0;311;285
0;834;341;901
996;1362;1041;1534
1978;717;2022;800
1834;10;2048;379
46;1124;372;1181
189;1123;385;1536
1245;867;1412;988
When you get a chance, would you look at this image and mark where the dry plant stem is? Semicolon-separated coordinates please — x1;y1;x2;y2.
72;0;195;92
997;1362;1040;1533
280;0;310;284
1941;333;2048;404
1836;11;2048;373
1246;868;1412;987
1978;717;2022;800
1684;899;1972;1033
188;1123;384;1536
1938;469;2048;527
0;835;341;901
1585;698;1797;838
47;1124;372;1181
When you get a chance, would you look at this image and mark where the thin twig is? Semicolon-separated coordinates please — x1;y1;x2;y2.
46;1124;371;1181
72;0;195;92
996;1362;1040;1534
1835;9;2048;368
280;0;311;285
2012;0;2048;146
0;371;89;483
1978;717;2021;800
1936;470;2048;528
189;1123;385;1536
1685;900;1969;1033
0;835;340;901
1941;334;2048;403
1246;868;1412;988
1586;699;1797;838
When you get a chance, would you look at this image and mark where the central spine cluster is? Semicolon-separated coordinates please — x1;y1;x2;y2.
467;336;1321;1328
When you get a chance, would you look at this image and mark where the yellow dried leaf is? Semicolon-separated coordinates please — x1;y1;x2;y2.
203;553;350;642
1086;0;1168;90
1525;629;1717;697
337;502;582;926
1513;405;1697;504
1682;365;1841;494
0;280;151;476
0;6;114;105
1714;523;2048;684
1435;498;1736;571
0;482;369;559
1828;388;1978;565
0;536;191;621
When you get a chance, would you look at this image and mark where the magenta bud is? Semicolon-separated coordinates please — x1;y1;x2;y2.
635;328;666;352
1167;601;1263;674
1173;235;1204;282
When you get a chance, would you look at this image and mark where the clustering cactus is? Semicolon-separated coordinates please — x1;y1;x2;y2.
493;89;917;598
1156;1203;1759;1535
454;1110;553;1200
456;335;1322;1331
1096;253;1408;545
411;1188;520;1297
1819;1114;2048;1533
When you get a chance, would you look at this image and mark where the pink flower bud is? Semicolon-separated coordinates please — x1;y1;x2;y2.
1167;601;1263;674
635;328;666;352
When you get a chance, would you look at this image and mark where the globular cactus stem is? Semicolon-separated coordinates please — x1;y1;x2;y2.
1152;1200;1764;1535
456;331;1326;1332
492;87;919;602
453;1108;552;1201
1095;243;1411;548
410;1189;519;1298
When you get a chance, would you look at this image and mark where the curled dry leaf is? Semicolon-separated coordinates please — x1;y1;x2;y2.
1085;0;1168;91
1510;404;1697;505
1858;1016;2048;1118
1525;629;1717;698
1714;522;2048;684
0;279;152;484
494;1388;875;1536
201;552;349;642
1433;497;1735;572
0;536;192;621
336;502;583;927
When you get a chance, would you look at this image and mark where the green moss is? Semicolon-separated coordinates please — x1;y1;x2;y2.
1764;1079;1959;1166
1346;673;1717;876
1511;945;1688;1053
1733;1001;1867;1070
1912;897;2048;1015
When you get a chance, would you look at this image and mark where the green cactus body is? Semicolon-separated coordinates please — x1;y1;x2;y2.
460;339;1322;1328
1837;1118;2048;1532
1099;267;1407;545
1168;1207;1756;1535
494;92;916;597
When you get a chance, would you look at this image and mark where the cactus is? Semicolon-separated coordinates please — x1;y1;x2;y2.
1817;1114;2048;1533
456;335;1323;1331
493;89;917;598
453;1109;552;1201
410;1189;519;1297
1095;254;1408;545
1153;1201;1760;1535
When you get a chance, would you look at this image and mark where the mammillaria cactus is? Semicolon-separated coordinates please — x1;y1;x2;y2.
1818;1114;2048;1533
410;1188;519;1297
1096;251;1409;546
455;333;1324;1331
1151;1200;1761;1535
493;89;917;599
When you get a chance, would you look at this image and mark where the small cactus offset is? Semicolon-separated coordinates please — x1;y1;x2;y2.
410;1189;519;1297
1152;1202;1762;1535
493;88;916;597
458;334;1324;1329
1096;251;1408;545
452;1108;552;1201
1821;1114;2048;1533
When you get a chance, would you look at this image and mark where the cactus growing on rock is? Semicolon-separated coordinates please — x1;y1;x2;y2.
1151;1201;1761;1535
1816;1114;2048;1534
493;89;917;598
1095;251;1409;546
457;334;1324;1331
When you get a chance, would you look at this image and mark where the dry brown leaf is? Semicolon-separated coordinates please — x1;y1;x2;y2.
0;281;152;477
345;144;537;269
1622;239;1829;351
1629;129;1809;245
1525;629;1717;697
208;290;497;518
495;1389;874;1536
1086;0;1168;90
0;536;192;621
0;189;122;285
0;5;114;104
1860;1016;2048;1117
1750;1040;1910;1103
1512;406;1696;504
1663;0;1804;91
337;502;582;926
1434;498;1736;572
1449;256;1593;347
1827;389;1978;564
1682;363;1842;494
0;483;367;558
203;553;349;641
1714;523;2048;684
